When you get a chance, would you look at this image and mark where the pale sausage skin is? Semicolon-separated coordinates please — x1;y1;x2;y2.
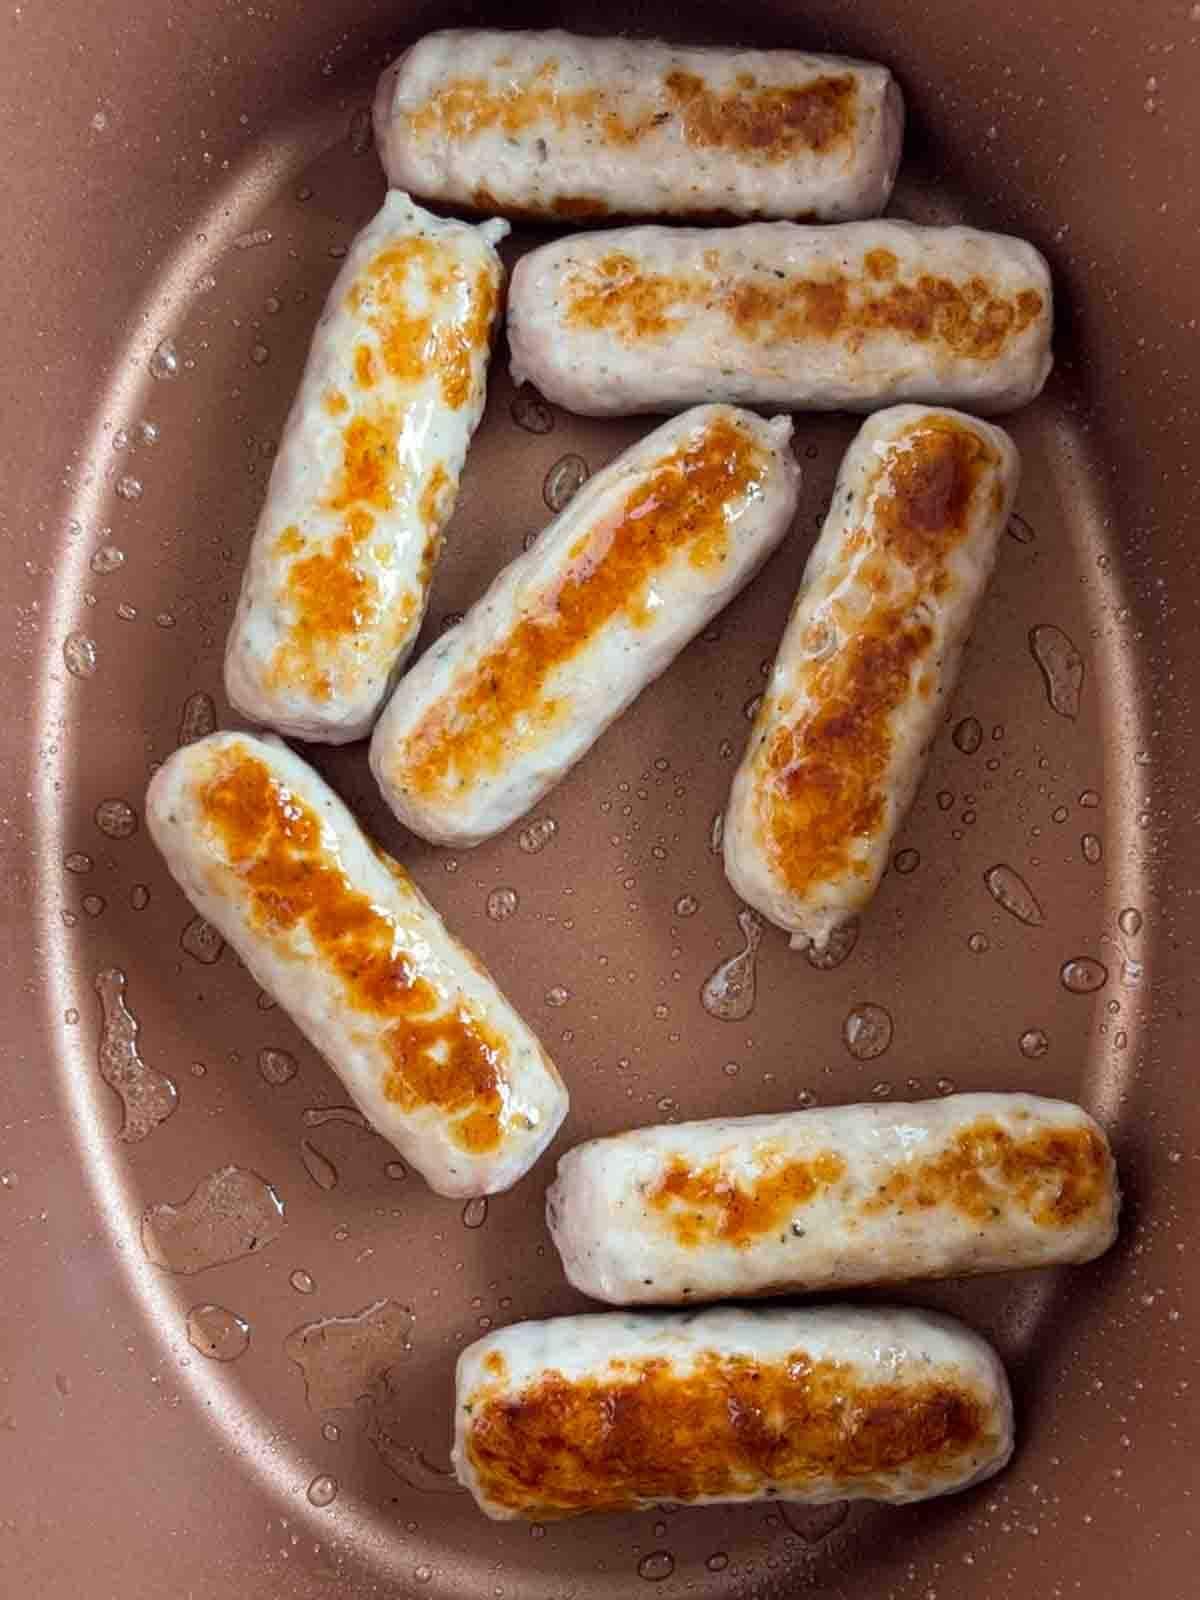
547;1094;1119;1306
453;1305;1013;1519
724;405;1019;951
224;191;508;744
370;405;800;848
508;220;1053;417
373;29;903;223
145;732;566;1197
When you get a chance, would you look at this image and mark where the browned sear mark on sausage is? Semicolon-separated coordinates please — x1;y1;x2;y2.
472;186;609;221
759;418;997;897
395;417;765;797
407;59;855;163
564;250;1044;364
202;749;511;1152
647;1148;846;1247
863;1118;1111;1228
664;70;857;157
464;1347;997;1516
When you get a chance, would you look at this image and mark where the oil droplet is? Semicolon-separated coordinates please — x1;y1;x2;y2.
155;610;176;629
181;915;225;964
186;1304;250;1362
983;863;1045;926
65;1007;80;1025
1029;624;1084;719
95;969;178;1141
518;817;558;854
302;1106;369;1131
301;1139;339;1192
1114;1030;1128;1051
486;886;519;921
462;1197;488;1229
139;420;159;445
968;932;990;953
936;1076;957;1095
364;1386;464;1493
90;544;125;575
233;227;274;251
322;1422;340;1442
805;916;860;971
843;1003;893;1060
638;1552;675;1582
149;338;179;380
178;691;217;746
1007;513;1035;544
116;601;138;621
543;453;589;512
545;985;570;1007
306;1474;338;1509
142;1165;285;1273
114;474;143;502
284;1300;414;1411
781;1501;850;1543
674;894;699;918
63;632;98;678
893;848;920;875
1081;833;1103;865
250;343;270;367
290;1269;317;1294
129;883;151;910
1079;789;1100;809
385;1160;407;1181
936;790;953;811
257;990;277;1011
65;851;93;874
510;384;555;434
701;909;763;1021
82;894;106;917
952;716;983;754
1061;957;1108;994
743;691;763;721
414;1566;434;1585
706;1553;730;1572
95;798;137;839
259;1047;298;1085
1019;1028;1049;1058
0;1170;17;1190
1118;907;1143;937
709;812;725;854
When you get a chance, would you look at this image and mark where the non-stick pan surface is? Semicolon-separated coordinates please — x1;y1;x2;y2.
4;2;1198;1596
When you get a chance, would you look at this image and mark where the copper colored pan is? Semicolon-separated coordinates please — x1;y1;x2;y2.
3;1;1197;1595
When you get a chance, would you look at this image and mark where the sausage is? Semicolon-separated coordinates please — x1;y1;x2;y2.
145;732;566;1197
547;1094;1119;1306
724;405;1018;951
224;191;508;745
508;220;1053;418
373;29;903;224
370;405;800;847
453;1304;1013;1519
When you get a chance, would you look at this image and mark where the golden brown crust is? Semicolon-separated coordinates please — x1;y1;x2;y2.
861;1117;1112;1228
464;1348;996;1516
396;416;767;799
563;250;1043;362
646;1148;846;1247
201;749;510;1151
758;417;996;898
406;62;857;164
